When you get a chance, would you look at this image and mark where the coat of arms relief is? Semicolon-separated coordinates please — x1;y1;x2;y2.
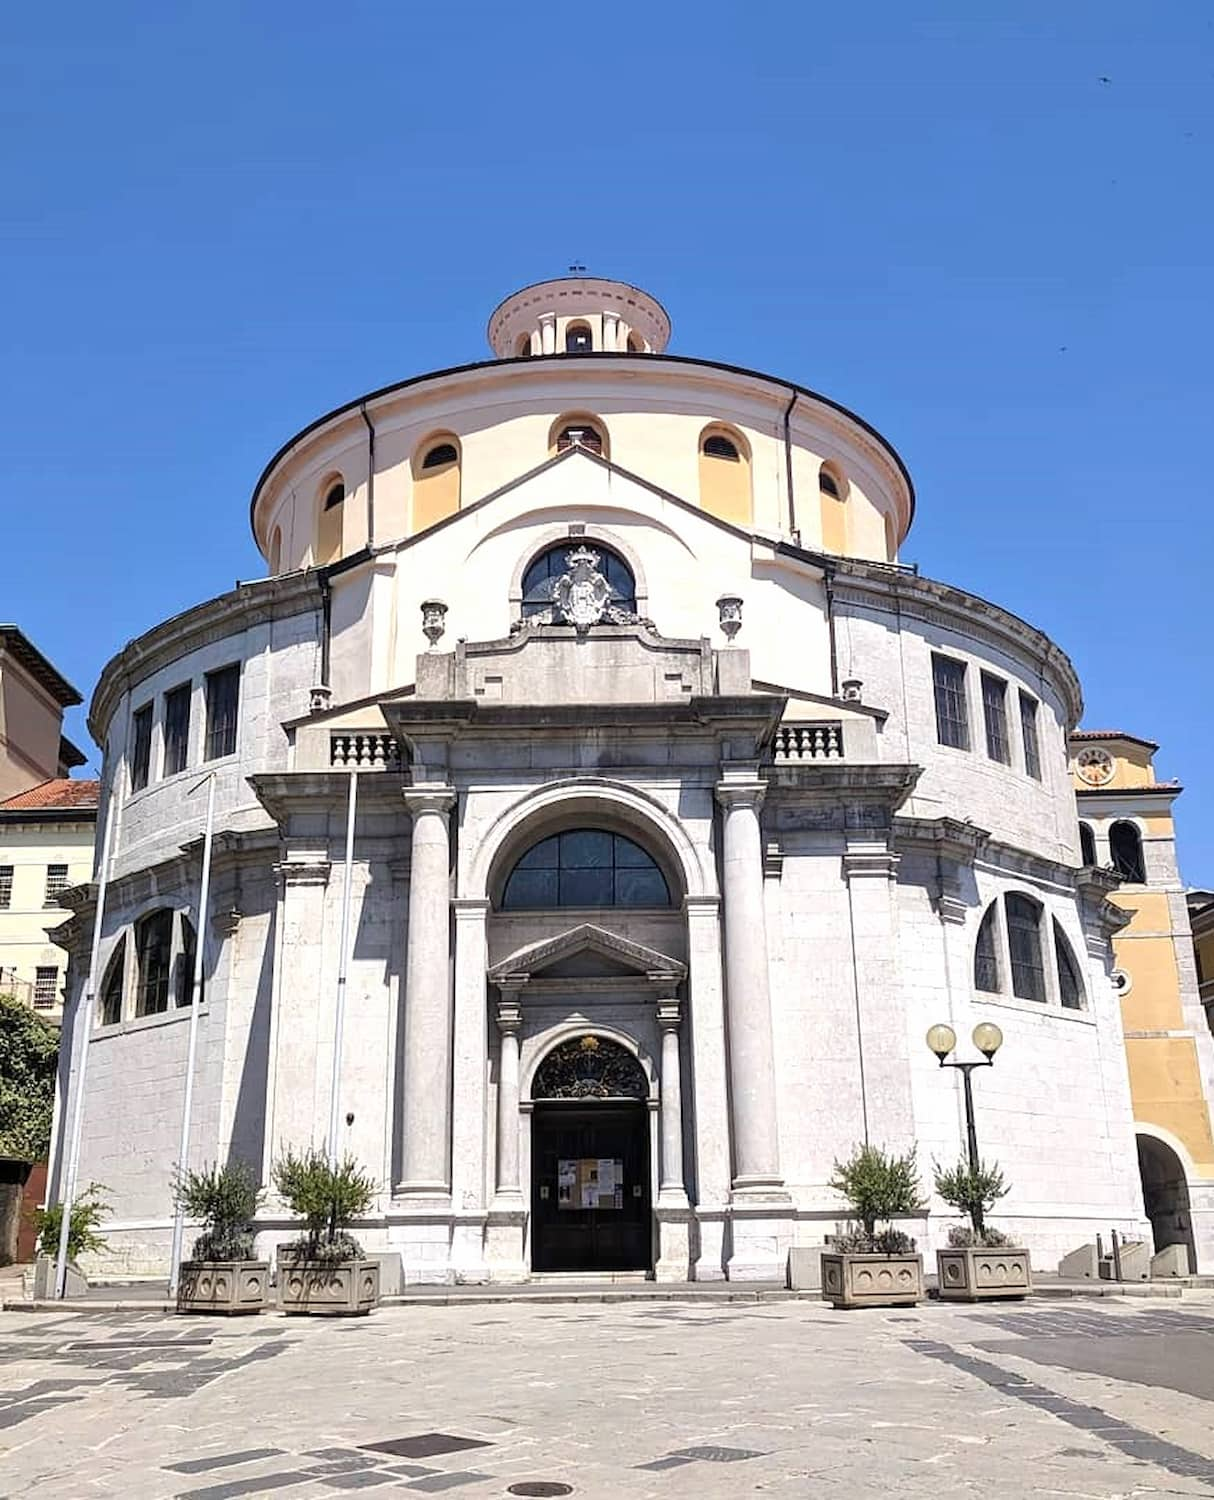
522;546;645;635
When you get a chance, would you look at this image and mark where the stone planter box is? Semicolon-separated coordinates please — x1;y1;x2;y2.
277;1256;380;1316
935;1245;1032;1301
821;1251;923;1308
177;1260;270;1316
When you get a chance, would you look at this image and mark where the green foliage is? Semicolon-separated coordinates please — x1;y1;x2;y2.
174;1159;261;1262
830;1143;924;1249
933;1157;1009;1234
0;994;59;1161
272;1147;375;1261
947;1224;1009;1248
33;1183;108;1261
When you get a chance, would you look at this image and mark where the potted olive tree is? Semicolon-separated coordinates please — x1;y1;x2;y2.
31;1182;108;1297
933;1157;1032;1300
272;1147;379;1316
174;1160;269;1315
821;1144;925;1308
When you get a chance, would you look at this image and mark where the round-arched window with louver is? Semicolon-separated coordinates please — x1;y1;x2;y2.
532;1036;649;1100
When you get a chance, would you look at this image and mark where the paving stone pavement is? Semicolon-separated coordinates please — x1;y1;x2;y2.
3;1293;1214;1498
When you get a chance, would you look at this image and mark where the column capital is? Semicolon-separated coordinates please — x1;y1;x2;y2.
496;997;523;1035
656;996;682;1032
403;785;456;817
453;897;491;921
715;779;766;813
274;858;331;888
842;848;899;882
682;894;721;917
211;906;242;937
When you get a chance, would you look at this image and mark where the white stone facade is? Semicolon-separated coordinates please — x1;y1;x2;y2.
52;280;1154;1282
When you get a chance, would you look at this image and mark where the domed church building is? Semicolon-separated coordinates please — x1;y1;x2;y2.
56;276;1162;1283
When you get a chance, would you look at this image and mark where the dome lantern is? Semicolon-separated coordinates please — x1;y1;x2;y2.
487;275;671;359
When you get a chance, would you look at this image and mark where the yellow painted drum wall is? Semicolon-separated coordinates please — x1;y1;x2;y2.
412;455;461;533
697;429;752;527
819;486;847;553
315;494;342;565
1125;1037;1214;1175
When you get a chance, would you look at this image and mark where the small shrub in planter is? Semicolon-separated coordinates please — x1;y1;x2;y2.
821;1145;925;1308
174;1160;268;1316
272;1147;379;1316
32;1182;107;1295
933;1158;1031;1300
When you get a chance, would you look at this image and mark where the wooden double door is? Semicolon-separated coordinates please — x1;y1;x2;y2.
530;1102;651;1273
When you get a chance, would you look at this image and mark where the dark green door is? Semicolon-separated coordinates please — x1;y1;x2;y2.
531;1103;651;1272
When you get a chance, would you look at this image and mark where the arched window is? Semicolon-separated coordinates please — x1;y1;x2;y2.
565;322;593;353
99;938;126;1027
1006;894;1046;1002
533;1036;649;1100
698;424;752;525
516;334;532;358
554;420;606;456
412;434;461;531
1054;919;1084;1009
819;463;848;552
501;829;670;909
176;914;197;1008
1079;822;1097;867
315;478;345;565
974;904;1001;992
135;909;174;1017
1110;821;1145;883
626;332;643;353
521;542;636;618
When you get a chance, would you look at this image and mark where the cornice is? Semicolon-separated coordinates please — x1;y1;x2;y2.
827;563;1083;727
89;571;324;743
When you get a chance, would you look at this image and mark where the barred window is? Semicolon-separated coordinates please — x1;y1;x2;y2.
981;672;1011;764
1054;919;1084;1009
135;909;174;1016
0;866;12;909
1006;893;1046;1002
44;864;69;905
34;966;58;1008
204;664;240;761
100;938;126;1027
932;654;970;750
1019;692;1042;780
974;904;1001;992
131;702;153;792
163;682;192;777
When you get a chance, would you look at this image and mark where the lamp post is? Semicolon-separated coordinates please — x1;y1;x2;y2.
925;1021;1004;1232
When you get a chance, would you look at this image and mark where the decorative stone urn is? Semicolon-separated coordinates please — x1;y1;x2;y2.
820;1251;924;1309
176;1260;270;1316
935;1245;1032;1301
276;1254;380;1316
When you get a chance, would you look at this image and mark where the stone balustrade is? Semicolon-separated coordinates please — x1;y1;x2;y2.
772;722;844;762
329;732;403;770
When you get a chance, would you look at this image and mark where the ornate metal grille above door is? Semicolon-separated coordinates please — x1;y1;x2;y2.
532;1036;648;1101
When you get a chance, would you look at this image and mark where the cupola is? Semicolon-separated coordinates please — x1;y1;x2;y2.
487;275;671;359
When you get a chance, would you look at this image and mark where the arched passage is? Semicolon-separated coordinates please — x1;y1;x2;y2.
1136;1132;1196;1273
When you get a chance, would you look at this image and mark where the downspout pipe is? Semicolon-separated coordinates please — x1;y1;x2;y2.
360;403;376;550
781;387;798;539
824;561;840;699
319;571;332;689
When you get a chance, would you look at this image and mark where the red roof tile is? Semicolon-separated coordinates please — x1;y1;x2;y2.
0;778;100;810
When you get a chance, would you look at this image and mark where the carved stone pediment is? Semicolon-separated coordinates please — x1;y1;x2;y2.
488;922;686;986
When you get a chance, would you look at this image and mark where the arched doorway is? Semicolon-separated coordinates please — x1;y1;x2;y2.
530;1035;652;1273
1137;1133;1196;1273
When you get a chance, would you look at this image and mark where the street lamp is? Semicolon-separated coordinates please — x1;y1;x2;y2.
926;1022;1004;1229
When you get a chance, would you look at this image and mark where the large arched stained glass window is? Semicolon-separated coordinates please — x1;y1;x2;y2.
501;828;670;909
521;543;636;618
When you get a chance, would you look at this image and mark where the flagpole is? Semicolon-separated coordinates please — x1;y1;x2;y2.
328;770;358;1167
54;795;116;1299
167;772;217;1297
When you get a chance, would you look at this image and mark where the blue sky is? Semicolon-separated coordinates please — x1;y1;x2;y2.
4;3;1211;877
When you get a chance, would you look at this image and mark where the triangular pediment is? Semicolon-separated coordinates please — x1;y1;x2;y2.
487;922;686;983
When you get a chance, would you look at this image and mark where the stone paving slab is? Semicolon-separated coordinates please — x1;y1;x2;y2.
3;1294;1214;1498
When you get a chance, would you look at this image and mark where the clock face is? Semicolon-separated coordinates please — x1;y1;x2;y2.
1076;747;1115;786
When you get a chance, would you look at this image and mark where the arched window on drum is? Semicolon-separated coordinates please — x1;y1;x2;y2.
520;542;636;620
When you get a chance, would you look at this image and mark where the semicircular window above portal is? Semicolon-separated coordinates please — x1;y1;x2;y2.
521;542;636;618
533;1036;649;1100
501;828;670;909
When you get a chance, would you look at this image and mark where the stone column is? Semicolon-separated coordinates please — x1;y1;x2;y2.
657;997;687;1204
716;776;784;1193
602;312;619;351
539;313;556;354
684;895;730;1279
494;993;524;1202
398;788;455;1197
449;897;490;1279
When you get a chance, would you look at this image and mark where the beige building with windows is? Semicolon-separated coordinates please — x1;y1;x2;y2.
0;626;98;1019
1071;732;1214;1273
52;276;1181;1281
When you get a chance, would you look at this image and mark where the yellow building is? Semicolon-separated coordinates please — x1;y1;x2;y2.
1071;730;1214;1272
0;626;97;1020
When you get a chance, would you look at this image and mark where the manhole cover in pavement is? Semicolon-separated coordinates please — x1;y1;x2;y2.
508;1485;574;1497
